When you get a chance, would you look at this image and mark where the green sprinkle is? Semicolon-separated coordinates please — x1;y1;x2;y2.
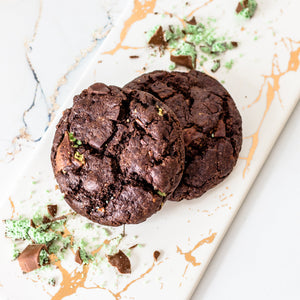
32;212;43;225
79;248;93;264
50;219;66;231
48;278;56;286
74;152;84;163
32;181;38;185
169;63;176;70
211;42;227;53
84;223;93;229
68;132;76;142
224;59;234;69
39;249;49;266
221;80;225;84
69;132;82;147
137;244;144;248
157;191;166;197
46;189;50;193
236;0;257;19
62;236;72;248
200;46;211;54
211;60;220;72
254;36;258;40
12;247;20;260
5;219;31;240
80;239;88;248
48;243;60;254
28;227;58;245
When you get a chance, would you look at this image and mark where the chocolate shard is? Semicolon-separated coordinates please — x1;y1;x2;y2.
30;219;36;228
55;132;73;173
148;26;166;47
75;248;83;264
42;216;51;224
236;0;248;13
107;250;131;274
129;55;139;59
129;244;138;250
18;244;47;273
170;54;194;69
47;205;57;217
186;16;197;25
236;2;243;13
153;250;160;261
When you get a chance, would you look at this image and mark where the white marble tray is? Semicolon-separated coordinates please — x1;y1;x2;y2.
1;0;300;299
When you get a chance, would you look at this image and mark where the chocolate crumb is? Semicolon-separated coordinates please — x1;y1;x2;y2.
98;60;102;64
42;216;51;224
75;248;83;264
148;26;166;47
129;55;139;59
47;205;57;217
186;16;197;25
107;250;131;274
154;12;158;15
231;41;238;47
18;244;47;273
169;13;173;18
170;54;194;69
153;250;160;261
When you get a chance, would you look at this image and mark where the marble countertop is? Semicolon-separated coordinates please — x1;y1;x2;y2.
1;0;299;299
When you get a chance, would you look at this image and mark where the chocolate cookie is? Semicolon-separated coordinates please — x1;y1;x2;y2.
125;70;242;201
51;83;185;226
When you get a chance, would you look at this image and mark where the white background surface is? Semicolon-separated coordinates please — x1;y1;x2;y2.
1;1;299;299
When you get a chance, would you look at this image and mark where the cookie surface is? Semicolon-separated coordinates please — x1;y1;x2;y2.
51;83;185;226
125;70;242;201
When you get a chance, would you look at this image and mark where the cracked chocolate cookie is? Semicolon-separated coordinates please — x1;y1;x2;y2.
125;70;242;201
51;83;185;226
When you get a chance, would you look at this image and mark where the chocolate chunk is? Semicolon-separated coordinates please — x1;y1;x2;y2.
129;55;139;59
47;205;57;217
75;249;83;264
42;216;51;224
153;250;160;261
55;131;73;173
18;244;47;273
170;54;194;69
186;16;197;25
107;250;131;274
148;26;166;47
